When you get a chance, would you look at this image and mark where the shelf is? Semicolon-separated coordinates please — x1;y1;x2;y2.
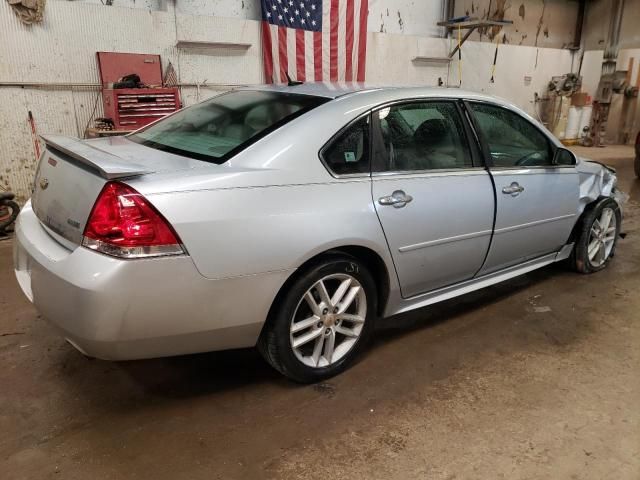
176;40;252;52
436;18;513;29
412;56;452;65
436;18;513;58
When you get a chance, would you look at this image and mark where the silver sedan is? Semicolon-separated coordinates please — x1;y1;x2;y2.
14;84;623;382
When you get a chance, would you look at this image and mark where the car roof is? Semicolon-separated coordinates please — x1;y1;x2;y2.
241;82;499;103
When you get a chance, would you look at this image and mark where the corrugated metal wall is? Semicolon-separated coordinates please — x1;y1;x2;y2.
1;0;573;202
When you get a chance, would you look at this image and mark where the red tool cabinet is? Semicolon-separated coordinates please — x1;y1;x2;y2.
97;52;181;131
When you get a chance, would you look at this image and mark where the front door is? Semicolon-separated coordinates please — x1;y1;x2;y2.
371;100;495;298
466;102;580;274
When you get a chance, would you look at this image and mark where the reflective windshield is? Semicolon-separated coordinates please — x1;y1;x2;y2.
129;90;328;164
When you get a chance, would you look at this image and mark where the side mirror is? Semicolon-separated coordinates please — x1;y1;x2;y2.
553;147;577;166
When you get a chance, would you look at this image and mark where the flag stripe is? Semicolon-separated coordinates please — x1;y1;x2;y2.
322;3;331;81
287;26;297;81
357;0;368;82
270;23;280;84
304;29;314;82
351;0;361;81
296;29;305;81
278;26;288;83
313;30;323;81
337;0;347;81
262;22;274;83
329;0;339;82
345;0;354;81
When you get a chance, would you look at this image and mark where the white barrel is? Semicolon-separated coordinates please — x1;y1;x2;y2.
565;106;582;139
553;97;570;139
578;105;593;137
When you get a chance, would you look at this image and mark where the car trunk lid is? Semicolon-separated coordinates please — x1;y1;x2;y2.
32;135;200;248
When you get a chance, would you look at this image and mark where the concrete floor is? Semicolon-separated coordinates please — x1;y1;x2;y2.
1;146;639;480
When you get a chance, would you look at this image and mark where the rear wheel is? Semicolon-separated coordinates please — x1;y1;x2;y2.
572;198;621;273
258;254;376;383
0;200;19;232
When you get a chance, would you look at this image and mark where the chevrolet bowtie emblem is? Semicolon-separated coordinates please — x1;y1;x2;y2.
39;178;49;190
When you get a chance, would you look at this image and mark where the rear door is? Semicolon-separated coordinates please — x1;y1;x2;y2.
370;100;495;298
466;102;579;275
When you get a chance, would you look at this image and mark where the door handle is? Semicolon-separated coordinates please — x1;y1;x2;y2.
502;182;525;196
379;190;413;208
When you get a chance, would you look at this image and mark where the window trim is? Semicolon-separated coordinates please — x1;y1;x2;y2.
318;111;373;179
369;98;480;176
463;100;575;170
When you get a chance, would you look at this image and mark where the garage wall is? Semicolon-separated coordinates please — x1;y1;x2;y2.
64;0;447;36
453;0;580;49
576;0;640;144
582;0;640;51
0;0;573;201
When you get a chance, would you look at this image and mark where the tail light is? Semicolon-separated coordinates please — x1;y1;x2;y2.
82;182;185;259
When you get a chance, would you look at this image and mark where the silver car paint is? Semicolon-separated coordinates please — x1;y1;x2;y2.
372;169;495;297
477;167;579;275
13;85;621;360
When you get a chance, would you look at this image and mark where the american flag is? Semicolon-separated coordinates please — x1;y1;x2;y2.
260;0;369;84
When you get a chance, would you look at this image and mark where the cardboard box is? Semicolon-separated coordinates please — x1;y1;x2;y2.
571;92;590;106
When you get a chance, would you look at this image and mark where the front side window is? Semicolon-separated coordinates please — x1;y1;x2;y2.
322;116;370;175
129;90;328;164
372;101;473;172
468;103;553;167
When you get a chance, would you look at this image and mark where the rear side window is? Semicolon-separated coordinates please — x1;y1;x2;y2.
372;102;472;172
322;116;370;176
129;90;328;164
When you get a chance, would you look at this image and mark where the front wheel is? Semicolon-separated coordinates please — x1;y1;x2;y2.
572;198;621;273
258;254;377;383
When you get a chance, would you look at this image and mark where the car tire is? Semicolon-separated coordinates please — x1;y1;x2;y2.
634;155;640;178
0;200;19;232
571;198;621;274
258;253;377;383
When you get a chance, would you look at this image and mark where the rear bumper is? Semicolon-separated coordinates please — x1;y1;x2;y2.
13;201;290;360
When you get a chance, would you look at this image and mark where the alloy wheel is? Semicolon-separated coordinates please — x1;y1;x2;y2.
587;207;617;267
289;273;367;368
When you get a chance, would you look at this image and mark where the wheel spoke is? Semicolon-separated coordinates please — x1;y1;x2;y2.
335;325;359;338
292;327;323;349
291;316;319;334
600;209;612;231
337;286;360;314
311;335;325;366
330;278;352;307
316;280;332;307
588;239;600;260
337;313;365;324
592;219;602;233
304;291;321;316
323;330;335;364
598;242;606;264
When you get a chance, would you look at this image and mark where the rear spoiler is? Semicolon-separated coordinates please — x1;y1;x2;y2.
41;135;153;180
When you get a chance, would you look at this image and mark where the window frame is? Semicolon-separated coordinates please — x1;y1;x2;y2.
463;100;574;170
369;98;485;176
318;111;373;179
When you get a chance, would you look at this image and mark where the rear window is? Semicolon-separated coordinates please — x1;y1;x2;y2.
128;90;328;164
